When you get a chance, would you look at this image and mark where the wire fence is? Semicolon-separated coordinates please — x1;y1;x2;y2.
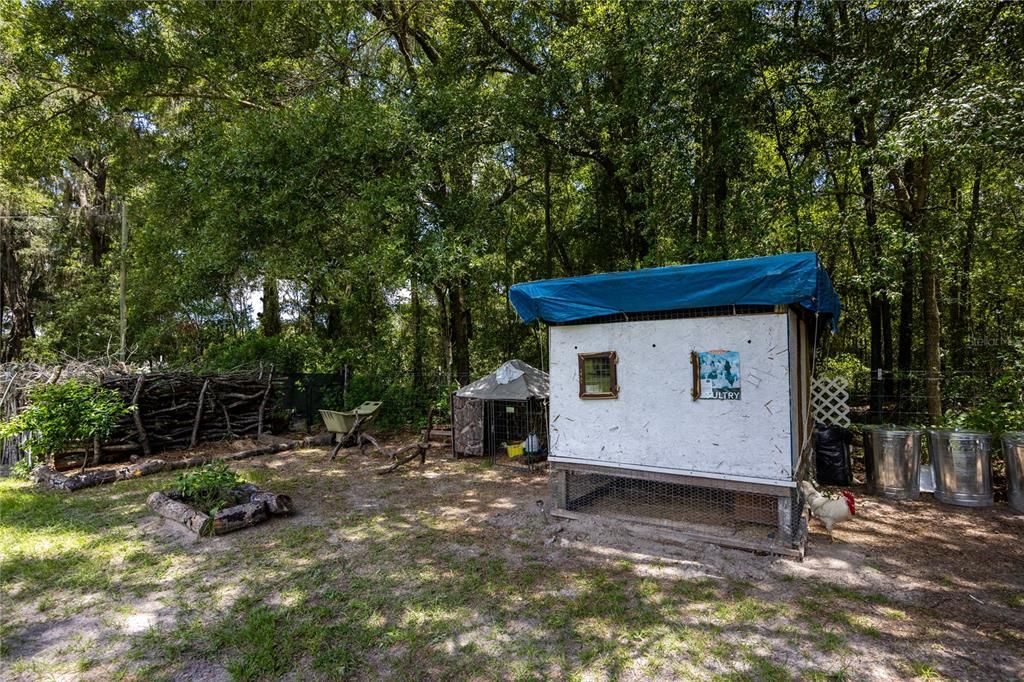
840;367;1017;427
276;370;454;433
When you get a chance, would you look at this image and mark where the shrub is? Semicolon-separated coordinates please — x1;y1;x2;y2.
0;379;132;467
942;372;1024;437
10;457;36;480
818;353;869;383
174;461;244;514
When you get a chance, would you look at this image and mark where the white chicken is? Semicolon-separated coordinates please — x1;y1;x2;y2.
798;480;856;543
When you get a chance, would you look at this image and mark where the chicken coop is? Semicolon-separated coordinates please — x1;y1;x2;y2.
451;360;549;470
509;252;841;556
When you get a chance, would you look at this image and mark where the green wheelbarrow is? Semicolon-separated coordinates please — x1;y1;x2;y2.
320;401;383;460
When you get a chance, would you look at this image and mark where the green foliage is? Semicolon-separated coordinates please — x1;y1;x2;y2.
818;354;869;383
9;457;36;480
2;0;1023;424
943;373;1024;438
199;332;334;375
0;380;131;460
943;343;1024;436
173;461;243;515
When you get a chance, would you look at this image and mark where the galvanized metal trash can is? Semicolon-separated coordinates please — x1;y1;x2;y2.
927;429;993;507
1003;432;1024;514
864;425;923;500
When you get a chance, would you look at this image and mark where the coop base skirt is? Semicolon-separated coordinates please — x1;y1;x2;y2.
549;463;806;559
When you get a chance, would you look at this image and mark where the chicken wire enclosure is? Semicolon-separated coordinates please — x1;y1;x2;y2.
452;360;550;471
551;465;806;555
483;398;548;471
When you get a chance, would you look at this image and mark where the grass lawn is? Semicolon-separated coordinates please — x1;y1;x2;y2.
2;443;1022;681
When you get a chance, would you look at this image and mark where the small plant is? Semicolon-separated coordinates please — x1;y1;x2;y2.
10;457;36;480
0;379;132;469
174;461;243;514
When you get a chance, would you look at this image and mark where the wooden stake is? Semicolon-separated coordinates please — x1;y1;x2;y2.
256;368;273;439
131;374;151;456
190;378;209;448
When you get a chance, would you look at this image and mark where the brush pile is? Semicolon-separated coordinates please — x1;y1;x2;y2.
1;362;277;469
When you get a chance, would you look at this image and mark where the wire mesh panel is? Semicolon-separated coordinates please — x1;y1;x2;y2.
486;398;548;471
557;467;804;550
550;304;778;327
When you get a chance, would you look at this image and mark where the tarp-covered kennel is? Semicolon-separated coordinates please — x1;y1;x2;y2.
452;360;549;464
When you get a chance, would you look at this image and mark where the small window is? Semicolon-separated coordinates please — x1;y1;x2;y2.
578;351;619;399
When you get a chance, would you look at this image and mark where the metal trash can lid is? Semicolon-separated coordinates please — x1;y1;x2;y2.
1002;431;1024;444
928;428;992;441
870;425;923;436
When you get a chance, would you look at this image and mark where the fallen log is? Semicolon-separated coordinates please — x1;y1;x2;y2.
34;440;301;491
233;483;294;515
147;491;212;535
376;443;437;475
211;501;268;535
115;459;167;479
62;468;118;491
377;407;436;475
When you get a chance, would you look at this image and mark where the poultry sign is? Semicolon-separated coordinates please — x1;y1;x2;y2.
698;350;741;400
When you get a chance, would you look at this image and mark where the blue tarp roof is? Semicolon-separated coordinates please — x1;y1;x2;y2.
509;252;840;330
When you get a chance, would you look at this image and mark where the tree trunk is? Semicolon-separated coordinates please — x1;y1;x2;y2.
261;278;281;336
0;213;35;362
710;116;729;257
950;163;981;369
896;248;915;399
544;151;553;278
434;284;452;385
921;251;942;422
411;277;424;394
448;282;471;386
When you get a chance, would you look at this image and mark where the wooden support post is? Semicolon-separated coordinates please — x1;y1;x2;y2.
131;374;151;456
256;368;273;439
190;378;209;448
550;469;568;510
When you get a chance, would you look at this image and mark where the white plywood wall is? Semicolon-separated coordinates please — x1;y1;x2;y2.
548;312;796;485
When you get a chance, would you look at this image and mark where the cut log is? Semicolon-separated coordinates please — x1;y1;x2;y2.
62;468;118;491
211;501;268;535
115;459;167;479
249;491;293;515
33;466;69;489
232;483;293;515
147;491;213;535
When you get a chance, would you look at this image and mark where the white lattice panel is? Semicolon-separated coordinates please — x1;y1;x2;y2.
811;376;850;428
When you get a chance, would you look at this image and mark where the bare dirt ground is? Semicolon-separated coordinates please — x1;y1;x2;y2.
2;434;1022;681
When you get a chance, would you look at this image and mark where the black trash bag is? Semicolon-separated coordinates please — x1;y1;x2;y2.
814;422;853;486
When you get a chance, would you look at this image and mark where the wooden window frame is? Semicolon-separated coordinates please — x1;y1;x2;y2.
578;351;619;399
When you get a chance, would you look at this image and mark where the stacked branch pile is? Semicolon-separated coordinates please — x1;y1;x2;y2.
0;363;277;469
